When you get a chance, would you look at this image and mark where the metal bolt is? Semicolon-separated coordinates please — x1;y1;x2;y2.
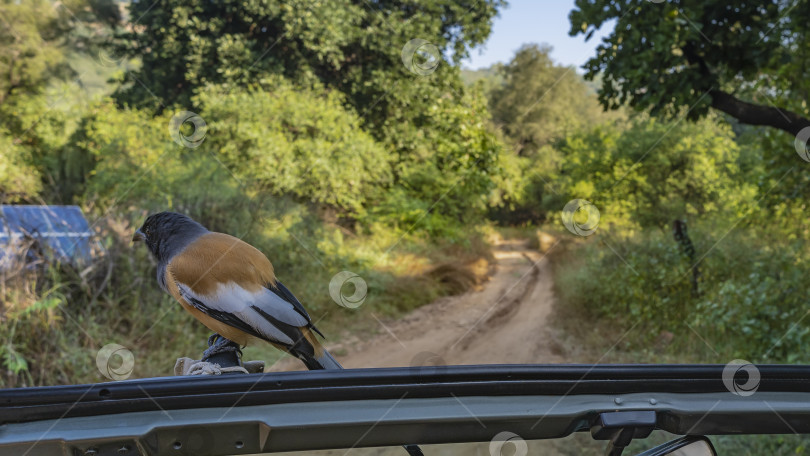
118;444;131;454
614;397;623;405
84;449;98;456
649;398;658;405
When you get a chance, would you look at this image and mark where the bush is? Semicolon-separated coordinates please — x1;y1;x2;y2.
547;115;756;231
0;132;41;202
555;223;810;363
198;81;393;216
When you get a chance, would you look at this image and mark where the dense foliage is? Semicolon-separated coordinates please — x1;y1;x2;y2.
570;0;810;137
551;116;755;229
110;0;508;234
536;2;810;375
537;105;810;365
115;0;503;111
488;44;607;156
480;44;622;224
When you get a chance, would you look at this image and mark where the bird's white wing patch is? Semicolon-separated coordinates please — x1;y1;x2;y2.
249;285;311;327
176;282;306;345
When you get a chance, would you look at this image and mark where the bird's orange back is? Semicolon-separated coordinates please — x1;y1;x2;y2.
168;232;276;296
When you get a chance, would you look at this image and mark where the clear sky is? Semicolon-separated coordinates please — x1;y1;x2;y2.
462;0;615;71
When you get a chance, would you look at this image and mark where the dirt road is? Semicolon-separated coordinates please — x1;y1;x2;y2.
271;238;564;372
342;239;564;368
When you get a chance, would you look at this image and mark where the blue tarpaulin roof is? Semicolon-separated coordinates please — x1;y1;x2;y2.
0;205;93;266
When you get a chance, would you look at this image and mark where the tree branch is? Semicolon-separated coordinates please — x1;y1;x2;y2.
683;42;810;136
709;89;810;137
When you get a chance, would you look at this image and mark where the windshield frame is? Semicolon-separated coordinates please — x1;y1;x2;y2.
2;364;810;454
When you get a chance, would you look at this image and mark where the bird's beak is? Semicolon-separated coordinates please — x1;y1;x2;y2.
132;228;146;243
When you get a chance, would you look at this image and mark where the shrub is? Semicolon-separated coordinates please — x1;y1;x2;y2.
555;224;810;363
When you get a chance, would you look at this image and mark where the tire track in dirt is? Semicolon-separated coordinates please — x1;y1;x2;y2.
453;251;542;352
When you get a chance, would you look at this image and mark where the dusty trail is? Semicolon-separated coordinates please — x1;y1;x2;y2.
340;239;563;368
271;238;564;372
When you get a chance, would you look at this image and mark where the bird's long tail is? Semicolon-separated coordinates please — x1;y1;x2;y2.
300;347;342;370
294;332;424;456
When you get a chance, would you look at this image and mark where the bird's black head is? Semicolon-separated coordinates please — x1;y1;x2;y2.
133;212;209;262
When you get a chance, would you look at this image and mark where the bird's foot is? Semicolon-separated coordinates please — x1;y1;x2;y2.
201;333;242;364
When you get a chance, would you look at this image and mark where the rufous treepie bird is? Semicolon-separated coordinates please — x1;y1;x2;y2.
134;212;424;456
133;211;338;369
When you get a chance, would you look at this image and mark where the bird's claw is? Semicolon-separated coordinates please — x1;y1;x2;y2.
207;333;223;347
201;333;241;362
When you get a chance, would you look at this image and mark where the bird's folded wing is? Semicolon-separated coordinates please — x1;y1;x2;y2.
175;281;308;346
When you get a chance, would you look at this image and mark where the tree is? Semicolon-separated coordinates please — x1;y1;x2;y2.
198;82;393;215
482;44;621;225
0;0;119;203
551;116;756;230
114;0;503;116
488;43;610;156
0;0;119;107
570;0;810;138
112;0;507;228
